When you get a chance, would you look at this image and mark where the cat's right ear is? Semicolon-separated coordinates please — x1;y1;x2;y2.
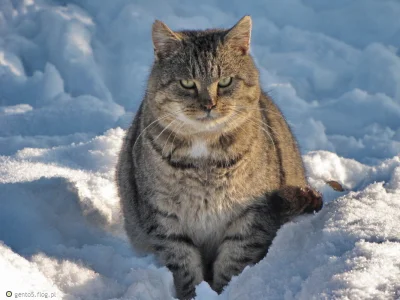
152;20;182;60
224;16;252;55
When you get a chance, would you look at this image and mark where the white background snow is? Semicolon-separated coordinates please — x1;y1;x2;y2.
1;0;400;299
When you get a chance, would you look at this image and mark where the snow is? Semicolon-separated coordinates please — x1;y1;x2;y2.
0;0;399;299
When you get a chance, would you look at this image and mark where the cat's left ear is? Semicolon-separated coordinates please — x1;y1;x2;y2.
152;20;182;60
225;16;252;55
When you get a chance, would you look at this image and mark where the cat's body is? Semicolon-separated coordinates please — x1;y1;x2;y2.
117;16;322;299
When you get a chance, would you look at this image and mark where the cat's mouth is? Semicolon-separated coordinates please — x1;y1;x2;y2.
175;110;235;133
194;110;222;122
196;113;216;122
197;116;214;122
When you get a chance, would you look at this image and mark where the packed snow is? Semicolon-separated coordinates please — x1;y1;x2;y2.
1;0;400;299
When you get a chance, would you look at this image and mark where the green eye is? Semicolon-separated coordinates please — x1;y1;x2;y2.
218;77;232;88
180;80;196;89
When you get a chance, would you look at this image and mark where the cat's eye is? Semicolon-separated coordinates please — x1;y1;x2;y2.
180;80;196;89
218;77;232;88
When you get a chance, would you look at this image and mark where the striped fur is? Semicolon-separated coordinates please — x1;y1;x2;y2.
116;16;322;299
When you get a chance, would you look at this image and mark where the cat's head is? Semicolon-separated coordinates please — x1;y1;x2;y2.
147;16;261;134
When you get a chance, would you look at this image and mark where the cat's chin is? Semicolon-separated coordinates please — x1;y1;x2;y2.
196;115;216;122
174;111;234;134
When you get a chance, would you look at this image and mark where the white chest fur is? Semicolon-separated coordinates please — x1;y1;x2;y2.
189;139;209;158
183;201;231;246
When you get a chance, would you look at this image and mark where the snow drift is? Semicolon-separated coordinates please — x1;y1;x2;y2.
0;0;399;299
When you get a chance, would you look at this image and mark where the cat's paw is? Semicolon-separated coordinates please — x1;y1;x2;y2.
272;185;323;218
298;186;323;213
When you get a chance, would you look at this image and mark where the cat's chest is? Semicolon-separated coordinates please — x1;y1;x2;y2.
169;171;242;241
177;186;234;244
154;136;265;238
188;139;209;158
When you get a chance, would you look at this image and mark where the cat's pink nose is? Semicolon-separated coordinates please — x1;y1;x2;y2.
203;103;216;111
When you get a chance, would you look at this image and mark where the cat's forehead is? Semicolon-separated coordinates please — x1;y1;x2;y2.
179;29;225;39
167;29;238;79
179;30;225;54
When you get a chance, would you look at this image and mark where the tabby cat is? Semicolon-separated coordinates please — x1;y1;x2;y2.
116;16;323;299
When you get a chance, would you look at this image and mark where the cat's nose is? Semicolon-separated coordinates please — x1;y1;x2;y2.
202;103;216;112
199;90;216;112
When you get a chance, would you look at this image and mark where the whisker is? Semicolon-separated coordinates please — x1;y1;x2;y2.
244;106;297;127
248;115;283;140
230;106;284;139
164;121;186;157
231;105;286;118
132;109;184;151
161;120;181;157
231;108;277;152
153;119;177;143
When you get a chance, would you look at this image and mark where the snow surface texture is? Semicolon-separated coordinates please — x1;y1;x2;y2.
1;0;399;299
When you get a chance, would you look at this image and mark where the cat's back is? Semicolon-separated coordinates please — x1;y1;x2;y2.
116;104;151;253
259;92;307;188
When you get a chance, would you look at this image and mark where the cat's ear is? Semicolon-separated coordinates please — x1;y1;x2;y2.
225;16;252;55
152;20;182;60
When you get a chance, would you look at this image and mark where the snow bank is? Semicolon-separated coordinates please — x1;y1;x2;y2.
1;131;399;299
1;0;399;299
215;170;400;300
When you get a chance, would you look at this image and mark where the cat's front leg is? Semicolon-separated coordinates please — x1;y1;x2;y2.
212;187;323;293
212;201;279;293
151;232;204;299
